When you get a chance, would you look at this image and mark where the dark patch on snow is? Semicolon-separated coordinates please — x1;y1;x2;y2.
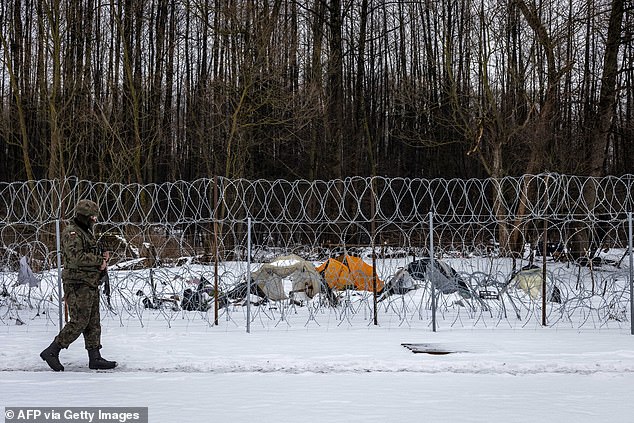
401;343;465;355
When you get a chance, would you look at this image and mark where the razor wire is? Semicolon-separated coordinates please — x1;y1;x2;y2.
1;174;633;331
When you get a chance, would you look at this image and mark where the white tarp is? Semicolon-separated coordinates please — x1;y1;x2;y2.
251;254;322;301
17;256;40;287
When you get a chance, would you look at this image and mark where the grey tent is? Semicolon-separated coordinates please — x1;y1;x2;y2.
407;258;472;297
378;267;417;301
379;258;474;301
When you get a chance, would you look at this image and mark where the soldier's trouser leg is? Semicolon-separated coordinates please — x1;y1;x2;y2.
55;284;101;349
82;290;101;350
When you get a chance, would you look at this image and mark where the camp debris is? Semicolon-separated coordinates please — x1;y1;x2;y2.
407;258;473;297
225;254;327;306
251;254;322;302
509;265;562;303
17;256;40;288
378;267;417;301
181;277;216;311
379;257;476;301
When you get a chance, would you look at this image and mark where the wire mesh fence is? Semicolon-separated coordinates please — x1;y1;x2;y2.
1;174;633;331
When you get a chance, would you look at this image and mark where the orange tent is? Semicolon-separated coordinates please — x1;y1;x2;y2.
316;254;384;292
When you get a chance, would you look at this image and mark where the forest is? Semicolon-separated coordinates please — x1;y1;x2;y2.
0;0;632;183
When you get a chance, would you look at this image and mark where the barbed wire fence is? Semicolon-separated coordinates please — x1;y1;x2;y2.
1;174;633;332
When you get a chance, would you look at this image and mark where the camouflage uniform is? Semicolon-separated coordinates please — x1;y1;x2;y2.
55;199;105;350
41;199;117;371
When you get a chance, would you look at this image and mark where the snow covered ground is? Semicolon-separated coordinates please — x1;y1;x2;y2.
2;248;634;422
2;325;634;422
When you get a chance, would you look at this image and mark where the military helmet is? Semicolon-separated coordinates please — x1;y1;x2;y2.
75;199;99;217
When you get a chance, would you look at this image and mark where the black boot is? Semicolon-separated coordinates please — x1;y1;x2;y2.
88;347;117;370
40;341;64;372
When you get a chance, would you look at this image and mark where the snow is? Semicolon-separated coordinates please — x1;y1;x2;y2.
2;250;634;422
2;325;634;422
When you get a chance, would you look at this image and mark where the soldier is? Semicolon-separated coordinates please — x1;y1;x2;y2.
40;199;117;371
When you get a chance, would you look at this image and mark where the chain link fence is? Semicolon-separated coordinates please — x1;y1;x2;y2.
1;174;633;331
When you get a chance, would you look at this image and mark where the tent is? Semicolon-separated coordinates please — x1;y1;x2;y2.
316;254;384;292
251;254;322;301
512;265;542;299
379;258;472;301
509;265;561;302
377;267;417;301
181;255;322;310
250;254;323;302
406;258;472;297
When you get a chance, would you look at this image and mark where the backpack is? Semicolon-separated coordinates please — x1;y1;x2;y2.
181;288;210;311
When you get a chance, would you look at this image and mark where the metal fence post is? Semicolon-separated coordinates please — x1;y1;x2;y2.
429;211;436;332
246;217;252;334
542;217;548;327
371;177;378;326
213;176;219;326
627;212;634;335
